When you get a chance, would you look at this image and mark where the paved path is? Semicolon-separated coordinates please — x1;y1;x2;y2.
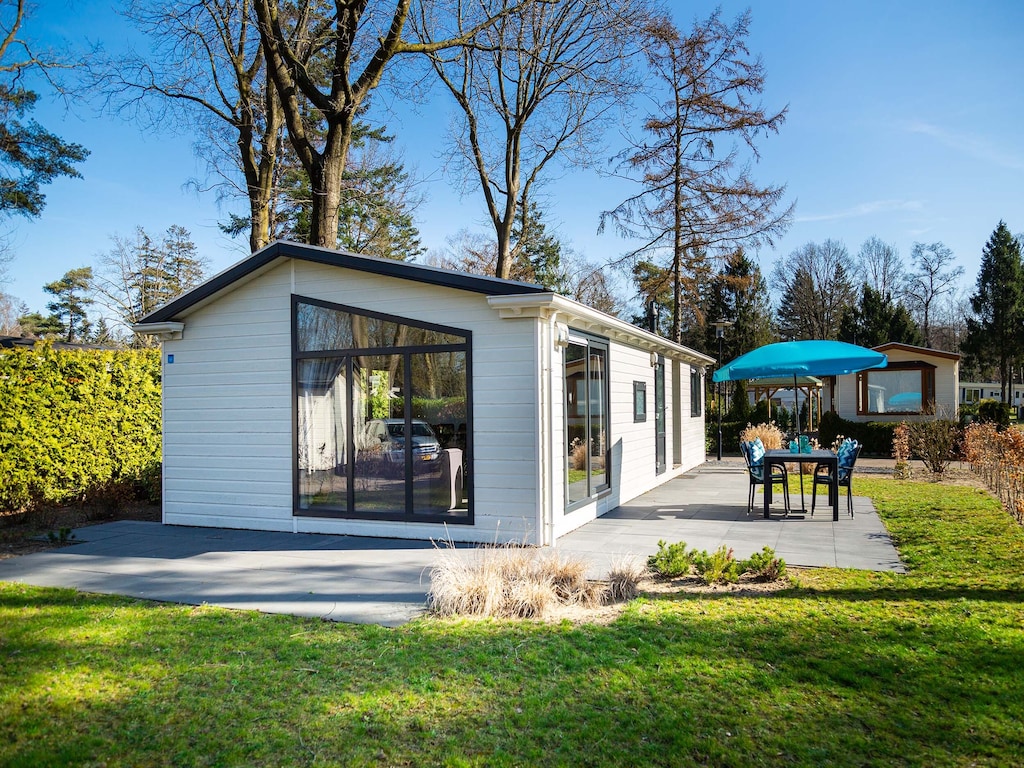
0;462;904;625
0;521;437;626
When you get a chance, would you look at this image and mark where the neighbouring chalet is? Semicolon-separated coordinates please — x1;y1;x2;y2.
134;241;714;545
827;342;960;422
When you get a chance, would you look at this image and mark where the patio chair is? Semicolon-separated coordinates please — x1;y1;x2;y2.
740;438;790;515
812;439;861;517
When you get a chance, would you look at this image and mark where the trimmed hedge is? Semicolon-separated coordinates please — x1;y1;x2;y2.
817;410;896;457
0;343;162;513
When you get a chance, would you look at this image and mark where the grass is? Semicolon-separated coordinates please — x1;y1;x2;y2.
2;478;1024;766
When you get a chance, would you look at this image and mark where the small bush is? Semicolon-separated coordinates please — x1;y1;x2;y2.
647;539;695;578
977;399;1011;428
693;546;741;585
908;419;962;475
742;546;787;581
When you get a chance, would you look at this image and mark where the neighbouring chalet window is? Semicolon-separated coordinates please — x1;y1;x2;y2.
963;388;980;403
565;333;609;508
633;381;647;422
294;296;471;523
857;362;936;415
690;369;702;417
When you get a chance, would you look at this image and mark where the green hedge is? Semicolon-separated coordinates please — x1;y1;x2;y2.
817;410;896;457
0;343;162;513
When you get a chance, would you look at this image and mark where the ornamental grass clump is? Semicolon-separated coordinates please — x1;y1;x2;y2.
607;555;647;601
739;422;786;450
428;546;620;619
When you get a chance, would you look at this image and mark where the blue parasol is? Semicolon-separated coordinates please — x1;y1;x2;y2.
713;340;887;513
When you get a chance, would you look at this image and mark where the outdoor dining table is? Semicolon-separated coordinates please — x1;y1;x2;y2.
763;448;840;521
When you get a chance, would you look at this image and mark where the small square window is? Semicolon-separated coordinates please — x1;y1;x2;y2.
633;381;647;422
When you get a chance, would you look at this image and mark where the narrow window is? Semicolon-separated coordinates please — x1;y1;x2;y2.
690;369;702;417
565;334;609;508
633;381;647;422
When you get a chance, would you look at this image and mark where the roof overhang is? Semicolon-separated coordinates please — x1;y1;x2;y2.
130;321;184;340
134;240;548;326
487;293;715;368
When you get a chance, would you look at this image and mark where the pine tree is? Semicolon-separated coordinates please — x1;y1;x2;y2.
962;222;1024;402
43;267;94;343
838;285;922;348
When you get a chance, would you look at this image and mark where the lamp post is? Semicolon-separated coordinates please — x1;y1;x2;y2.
713;319;734;461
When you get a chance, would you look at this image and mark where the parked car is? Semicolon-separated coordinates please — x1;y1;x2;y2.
363;419;442;464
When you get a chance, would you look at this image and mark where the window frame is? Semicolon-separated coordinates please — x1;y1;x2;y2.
856;361;936;416
564;332;611;512
633;380;647;422
291;295;473;524
690;368;703;417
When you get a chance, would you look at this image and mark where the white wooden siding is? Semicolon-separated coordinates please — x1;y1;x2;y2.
163;258;542;544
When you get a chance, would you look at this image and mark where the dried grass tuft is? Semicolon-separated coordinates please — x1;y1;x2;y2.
428;544;639;619
607;556;647;602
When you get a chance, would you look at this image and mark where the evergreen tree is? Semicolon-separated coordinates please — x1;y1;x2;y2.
774;240;856;340
43;267;94;343
15;310;63;338
962;222;1024;402
838;284;923;348
0;3;88;218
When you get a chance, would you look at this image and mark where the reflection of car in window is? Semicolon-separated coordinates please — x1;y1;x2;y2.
364;419;442;463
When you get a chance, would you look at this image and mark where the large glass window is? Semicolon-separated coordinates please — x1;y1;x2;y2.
294;297;471;523
565;334;609;508
857;363;935;415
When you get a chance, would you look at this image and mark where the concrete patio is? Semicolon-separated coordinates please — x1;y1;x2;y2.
0;460;904;626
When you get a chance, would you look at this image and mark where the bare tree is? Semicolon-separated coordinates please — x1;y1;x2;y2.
96;0;285;252
251;0;529;249
773;239;856;341
91;225;210;345
420;0;643;280
856;236;904;300
0;289;24;334
905;241;964;348
600;11;792;343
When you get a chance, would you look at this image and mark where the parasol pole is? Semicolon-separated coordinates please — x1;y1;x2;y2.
795;372;805;511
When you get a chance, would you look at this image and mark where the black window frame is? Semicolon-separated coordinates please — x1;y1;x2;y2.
564;331;611;512
292;294;473;525
690;369;703;417
633;380;648;422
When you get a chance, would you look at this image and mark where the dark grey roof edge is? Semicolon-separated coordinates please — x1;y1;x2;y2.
138;240;547;324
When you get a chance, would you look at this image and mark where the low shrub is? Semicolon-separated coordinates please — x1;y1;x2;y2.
693;545;741;585
818;410;897;456
647;539;695;578
893;422;912;480
649;540;787;586
908;419;962;475
742;546;787;581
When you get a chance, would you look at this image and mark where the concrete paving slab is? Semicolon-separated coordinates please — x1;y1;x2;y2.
0;461;905;624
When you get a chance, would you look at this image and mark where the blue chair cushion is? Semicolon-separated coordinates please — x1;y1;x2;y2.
748;438;765;466
837;439;858;468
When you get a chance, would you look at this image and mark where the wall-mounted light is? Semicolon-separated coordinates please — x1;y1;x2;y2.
554;323;570;349
650;351;659;367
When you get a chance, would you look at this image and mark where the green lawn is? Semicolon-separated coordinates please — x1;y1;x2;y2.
2;479;1023;767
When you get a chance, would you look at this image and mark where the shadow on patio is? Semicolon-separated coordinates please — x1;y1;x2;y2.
557;460;906;576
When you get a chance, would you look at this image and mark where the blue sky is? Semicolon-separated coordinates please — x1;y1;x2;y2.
4;0;1023;318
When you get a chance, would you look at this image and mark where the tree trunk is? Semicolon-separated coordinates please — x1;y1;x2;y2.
307;121;351;248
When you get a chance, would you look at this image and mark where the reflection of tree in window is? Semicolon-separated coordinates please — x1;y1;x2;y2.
294;297;471;521
565;337;609;507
